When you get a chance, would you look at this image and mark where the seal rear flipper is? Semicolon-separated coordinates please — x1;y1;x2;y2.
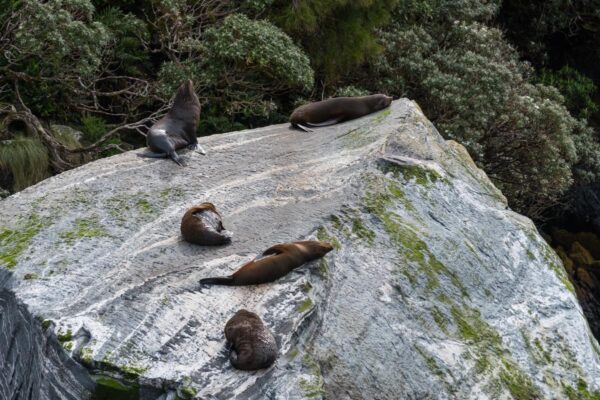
138;152;168;159
199;276;235;286
168;151;185;166
292;123;313;133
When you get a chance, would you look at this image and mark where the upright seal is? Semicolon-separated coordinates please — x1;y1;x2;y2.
199;240;333;286
224;309;277;371
181;202;232;246
289;94;393;132
140;80;206;165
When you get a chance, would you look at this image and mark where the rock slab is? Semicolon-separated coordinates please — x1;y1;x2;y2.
1;100;600;399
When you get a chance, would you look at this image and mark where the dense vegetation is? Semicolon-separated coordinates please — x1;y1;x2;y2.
0;0;599;224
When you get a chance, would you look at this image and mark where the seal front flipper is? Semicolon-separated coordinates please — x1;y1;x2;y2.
187;143;207;155
138;152;168;159
261;244;288;256
199;276;235;286
292;123;313;133
306;118;342;127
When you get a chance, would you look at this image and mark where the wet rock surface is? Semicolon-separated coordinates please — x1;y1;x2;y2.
1;100;600;399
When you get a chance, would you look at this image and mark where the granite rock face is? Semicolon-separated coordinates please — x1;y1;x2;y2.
1;99;600;399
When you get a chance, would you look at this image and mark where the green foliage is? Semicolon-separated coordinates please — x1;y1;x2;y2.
1;0;111;118
0;136;50;191
372;8;598;218
201;14;314;92
539;67;598;120
96;7;150;77
269;0;397;81
81;116;108;143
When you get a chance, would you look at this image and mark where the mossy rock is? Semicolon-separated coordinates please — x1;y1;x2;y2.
569;242;595;267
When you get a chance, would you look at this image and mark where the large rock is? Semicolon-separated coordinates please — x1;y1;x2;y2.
1;100;599;399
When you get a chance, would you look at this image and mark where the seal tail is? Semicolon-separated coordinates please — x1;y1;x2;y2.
199;276;235;286
168;151;185;166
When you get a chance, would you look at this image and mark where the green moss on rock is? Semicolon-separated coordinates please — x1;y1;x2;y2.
91;375;140;400
299;354;325;398
297;298;314;313
0;215;45;269
57;329;73;342
60;217;108;245
499;360;541;400
316;226;341;250
352;218;375;245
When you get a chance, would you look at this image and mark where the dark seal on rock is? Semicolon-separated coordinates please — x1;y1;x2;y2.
199;240;333;286
290;94;393;132
225;309;277;371
139;80;206;165
181;202;232;246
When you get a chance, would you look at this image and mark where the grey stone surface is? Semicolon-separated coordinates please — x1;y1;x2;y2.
1;99;599;399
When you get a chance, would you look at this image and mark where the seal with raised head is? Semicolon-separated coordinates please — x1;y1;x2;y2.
224;309;277;371
181;202;232;246
199;240;333;286
139;79;206;165
290;94;393;132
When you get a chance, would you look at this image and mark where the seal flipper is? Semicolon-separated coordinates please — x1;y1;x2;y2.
199;276;235;286
292;123;313;133
306;118;342;127
168;151;185;166
138;152;168;159
262;244;287;256
187;143;207;155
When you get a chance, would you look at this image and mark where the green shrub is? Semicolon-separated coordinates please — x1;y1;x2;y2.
371;7;599;218
81;116;108;144
0;136;50;191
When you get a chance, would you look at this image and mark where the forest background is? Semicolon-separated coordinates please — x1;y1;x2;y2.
1;0;599;230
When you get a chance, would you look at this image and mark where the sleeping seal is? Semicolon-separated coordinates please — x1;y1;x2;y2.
224;309;277;371
180;202;232;246
290;94;393;132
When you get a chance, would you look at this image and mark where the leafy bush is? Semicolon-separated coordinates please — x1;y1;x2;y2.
370;7;600;218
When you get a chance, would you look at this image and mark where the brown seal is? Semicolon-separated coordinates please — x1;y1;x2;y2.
224;309;277;371
199;240;333;286
290;94;393;132
139;79;206;165
181;202;232;246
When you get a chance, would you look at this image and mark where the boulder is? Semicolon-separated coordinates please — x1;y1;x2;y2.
1;100;599;399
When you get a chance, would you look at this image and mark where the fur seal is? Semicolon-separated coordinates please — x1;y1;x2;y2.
139;80;206;165
290;94;393;132
181;202;232;245
199;240;333;286
225;309;277;371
